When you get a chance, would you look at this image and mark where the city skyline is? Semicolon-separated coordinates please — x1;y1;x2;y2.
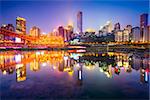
0;1;149;99
0;0;149;33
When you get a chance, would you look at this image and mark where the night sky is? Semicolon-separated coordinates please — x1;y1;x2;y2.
0;0;149;33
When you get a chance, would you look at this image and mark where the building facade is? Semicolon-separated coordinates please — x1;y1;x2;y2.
132;27;140;42
16;16;26;42
114;23;121;32
122;29;129;42
16;16;26;34
77;11;83;34
29;26;41;37
58;26;65;39
64;25;73;42
126;25;132;42
0;24;15;41
140;13;148;42
115;30;123;42
143;26;150;42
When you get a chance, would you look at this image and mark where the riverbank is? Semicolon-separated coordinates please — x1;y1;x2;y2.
0;45;149;53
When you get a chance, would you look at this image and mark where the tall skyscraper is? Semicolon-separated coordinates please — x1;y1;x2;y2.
114;23;120;31
58;26;65;39
148;26;150;42
16;64;26;82
132;27;140;42
77;11;83;34
64;25;73;42
140;13;148;42
123;29;129;42
16;16;26;42
115;30;123;42
29;26;41;37
143;26;150;42
126;25;132;42
16;16;26;34
126;25;132;33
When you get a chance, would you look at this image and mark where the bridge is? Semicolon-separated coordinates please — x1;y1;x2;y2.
0;51;67;69
0;29;37;42
0;28;65;48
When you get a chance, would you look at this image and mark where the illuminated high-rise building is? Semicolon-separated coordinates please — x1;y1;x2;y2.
143;26;149;42
148;26;150;42
1;24;15;41
29;26;41;37
123;29;129;42
132;27;140;42
140;13;148;42
126;25;132;33
16;16;26;34
68;25;73;33
16;64;26;82
58;26;64;38
126;25;132;42
115;30;123;42
77;11;83;34
16;16;26;42
114;23;120;31
30;60;40;72
64;25;74;41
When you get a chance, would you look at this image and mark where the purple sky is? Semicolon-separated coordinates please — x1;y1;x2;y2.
0;0;149;33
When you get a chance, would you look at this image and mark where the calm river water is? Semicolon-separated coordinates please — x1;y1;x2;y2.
0;50;149;100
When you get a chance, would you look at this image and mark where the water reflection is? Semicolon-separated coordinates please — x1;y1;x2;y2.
0;50;149;84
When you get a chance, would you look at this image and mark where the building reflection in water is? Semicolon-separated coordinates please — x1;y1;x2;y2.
16;64;26;82
0;51;149;84
76;63;83;86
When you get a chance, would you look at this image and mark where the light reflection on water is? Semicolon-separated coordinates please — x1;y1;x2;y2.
0;50;149;99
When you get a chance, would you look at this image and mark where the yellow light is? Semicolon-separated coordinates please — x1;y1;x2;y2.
16;16;26;21
117;61;122;67
53;66;56;69
68;71;74;76
17;77;26;82
2;70;7;75
68;20;73;26
86;28;95;32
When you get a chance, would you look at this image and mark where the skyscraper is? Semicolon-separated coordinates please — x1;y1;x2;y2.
132;27;140;42
77;11;83;34
64;25;73;42
143;26;150;42
115;30;123;42
126;25;132;42
29;26;41;37
58;26;65;39
16;16;26;42
114;23;120;31
16;16;26;34
123;29;129;42
126;25;132;33
140;13;148;42
148;26;150;42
